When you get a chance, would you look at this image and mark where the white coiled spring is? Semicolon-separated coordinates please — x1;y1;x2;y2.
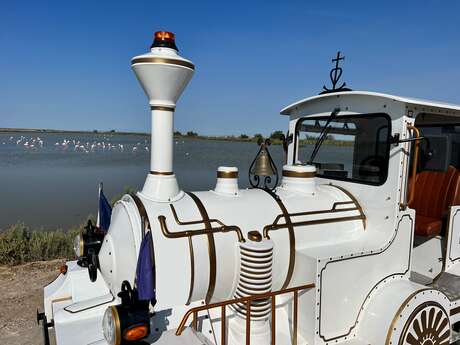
233;233;274;321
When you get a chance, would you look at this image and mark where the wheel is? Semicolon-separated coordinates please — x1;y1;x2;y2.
399;302;450;345
386;289;451;345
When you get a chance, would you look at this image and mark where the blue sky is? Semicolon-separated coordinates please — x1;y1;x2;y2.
1;1;459;135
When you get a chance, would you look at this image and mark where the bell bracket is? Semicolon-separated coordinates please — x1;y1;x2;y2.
248;138;279;191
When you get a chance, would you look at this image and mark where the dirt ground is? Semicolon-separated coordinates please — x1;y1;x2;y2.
0;260;62;345
2;261;460;345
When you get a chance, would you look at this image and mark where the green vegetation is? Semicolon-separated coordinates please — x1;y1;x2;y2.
0;222;84;265
172;131;287;145
253;133;263;141
298;138;353;146
0;186;136;266
270;130;285;140
186;131;198;137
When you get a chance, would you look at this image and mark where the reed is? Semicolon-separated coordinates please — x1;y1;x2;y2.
0;222;85;265
0;186;135;266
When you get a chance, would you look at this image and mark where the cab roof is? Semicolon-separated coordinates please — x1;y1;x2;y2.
280;91;460;117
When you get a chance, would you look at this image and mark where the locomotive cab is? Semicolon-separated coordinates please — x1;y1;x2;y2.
409;114;460;285
40;33;460;345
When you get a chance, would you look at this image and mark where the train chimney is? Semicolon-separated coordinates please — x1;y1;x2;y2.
131;31;194;201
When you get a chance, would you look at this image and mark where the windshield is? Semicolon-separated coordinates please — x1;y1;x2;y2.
295;113;391;185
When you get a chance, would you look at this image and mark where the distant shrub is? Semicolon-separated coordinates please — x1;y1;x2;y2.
186;131;198;137
270;130;284;140
239;134;249;139
0;223;83;265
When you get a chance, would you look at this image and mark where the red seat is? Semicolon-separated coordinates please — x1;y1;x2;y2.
414;215;442;237
410;166;460;236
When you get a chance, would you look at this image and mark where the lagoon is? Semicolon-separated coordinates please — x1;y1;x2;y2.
0;131;285;229
0;131;355;230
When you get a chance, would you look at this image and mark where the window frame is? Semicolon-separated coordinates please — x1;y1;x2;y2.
293;112;392;186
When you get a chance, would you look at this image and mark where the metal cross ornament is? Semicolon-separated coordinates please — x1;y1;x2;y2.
321;51;352;94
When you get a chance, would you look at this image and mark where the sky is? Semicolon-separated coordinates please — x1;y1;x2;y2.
1;1;460;136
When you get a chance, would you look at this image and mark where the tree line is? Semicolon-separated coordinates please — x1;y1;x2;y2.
173;130;285;141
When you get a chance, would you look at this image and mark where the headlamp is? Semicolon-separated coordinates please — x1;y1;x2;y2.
102;281;150;345
73;233;84;258
103;306;119;345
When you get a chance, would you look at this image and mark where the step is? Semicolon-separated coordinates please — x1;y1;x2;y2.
432;272;460;301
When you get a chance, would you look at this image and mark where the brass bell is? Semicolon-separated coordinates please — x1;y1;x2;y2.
252;146;275;176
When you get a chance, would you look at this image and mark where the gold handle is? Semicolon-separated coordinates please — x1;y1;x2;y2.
406;125;421;207
158;214;246;243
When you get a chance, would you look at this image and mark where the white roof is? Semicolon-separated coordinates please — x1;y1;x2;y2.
280;91;460;116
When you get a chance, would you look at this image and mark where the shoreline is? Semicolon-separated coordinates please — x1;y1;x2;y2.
0;127;283;144
0;128;354;146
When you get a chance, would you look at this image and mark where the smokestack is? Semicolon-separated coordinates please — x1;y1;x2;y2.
131;31;194;201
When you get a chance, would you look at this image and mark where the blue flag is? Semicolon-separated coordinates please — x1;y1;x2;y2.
98;185;112;232
136;231;156;304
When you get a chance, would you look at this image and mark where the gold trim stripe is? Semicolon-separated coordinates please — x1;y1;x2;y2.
263;190;296;290
150;171;174;176
282;170;316;178
111;305;121;345
79;231;84;257
187;192;217;304
217;171;238;178
186;237;195;306
131;57;195;70
150;105;175;112
385;290;422;345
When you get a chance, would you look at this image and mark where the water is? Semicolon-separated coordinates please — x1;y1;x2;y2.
0;131;284;230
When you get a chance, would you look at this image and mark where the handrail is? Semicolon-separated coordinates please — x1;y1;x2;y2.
329;184;366;229
406;125;421;207
158;205;246;243
175;282;315;345
263;199;365;239
170;204;229;228
268;201;355;226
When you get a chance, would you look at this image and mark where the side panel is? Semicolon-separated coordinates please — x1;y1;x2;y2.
317;213;414;342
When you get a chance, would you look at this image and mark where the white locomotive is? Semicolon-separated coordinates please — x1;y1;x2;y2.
39;32;460;345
